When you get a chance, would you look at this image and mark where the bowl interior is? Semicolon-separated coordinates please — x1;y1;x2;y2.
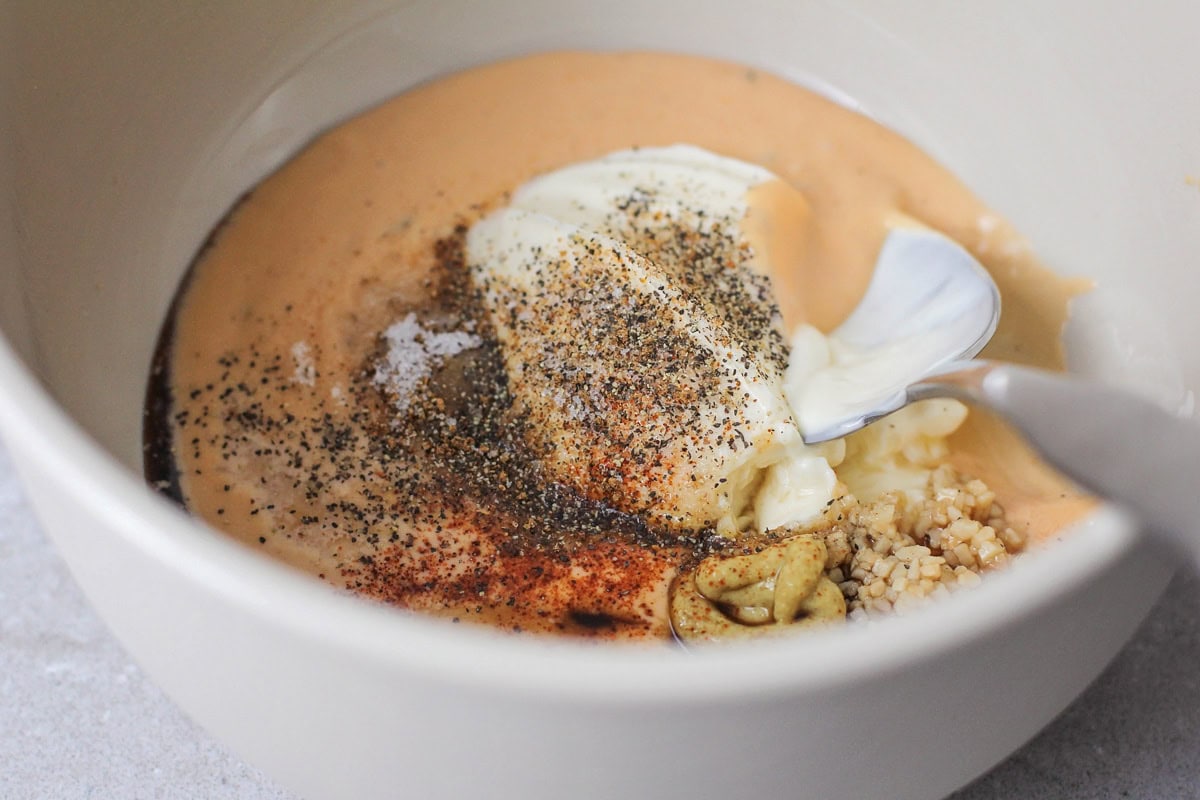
1;0;1198;656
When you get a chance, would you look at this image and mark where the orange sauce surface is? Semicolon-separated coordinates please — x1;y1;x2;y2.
160;51;1093;638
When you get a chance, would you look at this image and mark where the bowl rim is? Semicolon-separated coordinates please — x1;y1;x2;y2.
0;328;1143;705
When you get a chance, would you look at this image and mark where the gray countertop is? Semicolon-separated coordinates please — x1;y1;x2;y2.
2;439;1199;800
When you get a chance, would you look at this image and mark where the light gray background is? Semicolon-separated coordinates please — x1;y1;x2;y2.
2;439;1198;800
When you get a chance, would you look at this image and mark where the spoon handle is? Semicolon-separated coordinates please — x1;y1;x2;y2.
912;361;1200;558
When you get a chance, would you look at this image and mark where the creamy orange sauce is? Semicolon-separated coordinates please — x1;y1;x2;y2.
157;51;1092;639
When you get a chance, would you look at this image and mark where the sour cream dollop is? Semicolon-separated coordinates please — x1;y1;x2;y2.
466;144;960;536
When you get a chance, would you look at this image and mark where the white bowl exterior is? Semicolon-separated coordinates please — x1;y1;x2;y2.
1;1;1197;798
5;440;1175;799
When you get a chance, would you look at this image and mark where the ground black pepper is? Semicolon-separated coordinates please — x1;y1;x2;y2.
146;195;774;638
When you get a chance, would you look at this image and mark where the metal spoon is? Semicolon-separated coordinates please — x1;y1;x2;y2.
797;220;1200;558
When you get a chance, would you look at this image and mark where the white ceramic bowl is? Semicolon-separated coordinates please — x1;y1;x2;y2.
3;2;1198;798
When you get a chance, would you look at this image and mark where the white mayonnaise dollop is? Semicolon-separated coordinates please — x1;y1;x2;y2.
466;144;963;536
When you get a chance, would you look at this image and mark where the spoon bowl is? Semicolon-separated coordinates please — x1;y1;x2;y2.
793;217;1000;443
800;224;1200;563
